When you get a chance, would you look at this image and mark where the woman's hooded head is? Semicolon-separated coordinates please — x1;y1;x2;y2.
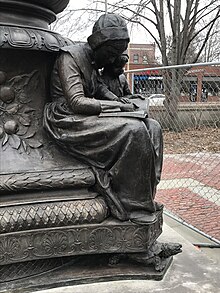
88;14;130;68
88;13;130;50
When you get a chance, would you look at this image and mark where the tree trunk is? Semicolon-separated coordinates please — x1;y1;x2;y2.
163;69;183;131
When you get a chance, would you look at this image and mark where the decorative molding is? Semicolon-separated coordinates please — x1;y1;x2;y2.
5;26;36;49
0;197;108;233
0;168;95;193
0;25;73;52
0;212;163;266
0;258;66;282
0;0;69;17
34;0;70;14
0;1;56;27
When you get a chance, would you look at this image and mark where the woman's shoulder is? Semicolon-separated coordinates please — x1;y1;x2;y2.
61;42;91;59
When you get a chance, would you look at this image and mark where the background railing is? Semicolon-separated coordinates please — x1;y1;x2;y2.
126;62;220;243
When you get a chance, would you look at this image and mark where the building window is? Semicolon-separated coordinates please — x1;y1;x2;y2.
143;55;148;63
133;54;139;63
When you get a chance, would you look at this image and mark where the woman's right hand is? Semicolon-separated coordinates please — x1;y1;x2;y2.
120;103;135;112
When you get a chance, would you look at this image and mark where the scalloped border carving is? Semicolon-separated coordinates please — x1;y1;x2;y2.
0;25;73;51
0;211;163;265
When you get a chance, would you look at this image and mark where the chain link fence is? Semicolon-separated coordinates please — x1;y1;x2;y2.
126;62;220;243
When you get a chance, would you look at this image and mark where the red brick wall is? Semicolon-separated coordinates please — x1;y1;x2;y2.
126;43;157;68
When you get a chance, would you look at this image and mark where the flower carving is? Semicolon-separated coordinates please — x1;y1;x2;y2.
134;227;151;249
42;233;68;255
89;228;114;251
0;70;43;153
113;227;135;249
0;238;21;262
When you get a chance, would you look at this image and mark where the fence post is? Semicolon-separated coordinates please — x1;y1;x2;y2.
197;71;204;102
131;73;134;94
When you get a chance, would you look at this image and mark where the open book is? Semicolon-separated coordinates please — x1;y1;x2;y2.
99;98;149;119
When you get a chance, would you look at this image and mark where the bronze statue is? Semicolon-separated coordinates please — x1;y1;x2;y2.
0;2;181;287
44;13;164;224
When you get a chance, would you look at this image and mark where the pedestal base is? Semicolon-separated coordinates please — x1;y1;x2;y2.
0;213;163;266
0;255;173;292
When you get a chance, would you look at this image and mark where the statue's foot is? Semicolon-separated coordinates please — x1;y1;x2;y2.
129;211;157;224
159;242;182;258
127;242;182;271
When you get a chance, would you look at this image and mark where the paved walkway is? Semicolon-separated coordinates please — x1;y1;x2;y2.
156;152;220;241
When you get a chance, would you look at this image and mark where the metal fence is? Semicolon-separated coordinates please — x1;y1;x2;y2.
126;62;220;243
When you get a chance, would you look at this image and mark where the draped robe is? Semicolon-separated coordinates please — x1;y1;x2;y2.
44;43;163;221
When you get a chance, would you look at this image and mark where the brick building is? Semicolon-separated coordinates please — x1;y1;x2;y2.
129;64;220;102
125;43;159;93
125;45;220;102
125;43;157;71
183;66;220;102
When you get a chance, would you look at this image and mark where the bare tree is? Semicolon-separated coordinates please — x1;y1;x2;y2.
199;20;220;62
52;0;220;130
56;1;220;63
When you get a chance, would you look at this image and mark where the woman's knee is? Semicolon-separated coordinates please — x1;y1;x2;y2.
127;120;147;135
146;118;162;135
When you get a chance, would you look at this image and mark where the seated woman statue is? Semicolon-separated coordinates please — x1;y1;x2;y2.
44;13;163;224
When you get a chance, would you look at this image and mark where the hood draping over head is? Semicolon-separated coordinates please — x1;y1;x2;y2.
88;13;130;50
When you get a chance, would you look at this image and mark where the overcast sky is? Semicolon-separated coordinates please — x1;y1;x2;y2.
59;0;154;44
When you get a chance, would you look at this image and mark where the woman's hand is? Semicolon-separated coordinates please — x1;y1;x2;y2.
120;103;135;112
120;97;132;104
129;94;145;100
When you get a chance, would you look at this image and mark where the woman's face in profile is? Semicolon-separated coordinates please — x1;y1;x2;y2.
93;40;128;68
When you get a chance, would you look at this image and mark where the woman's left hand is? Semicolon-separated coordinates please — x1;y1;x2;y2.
120;97;132;104
129;94;145;100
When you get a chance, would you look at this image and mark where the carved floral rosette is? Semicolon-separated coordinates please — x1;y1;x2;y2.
0;70;44;153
